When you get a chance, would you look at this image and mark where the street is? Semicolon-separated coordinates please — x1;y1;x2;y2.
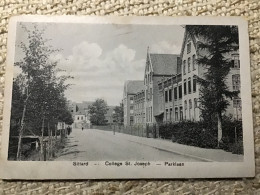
54;128;200;161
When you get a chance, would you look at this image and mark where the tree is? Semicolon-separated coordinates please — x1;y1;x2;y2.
88;99;108;125
13;24;72;160
186;25;239;146
113;103;124;125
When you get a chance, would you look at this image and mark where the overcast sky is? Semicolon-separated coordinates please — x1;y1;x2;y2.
14;22;185;106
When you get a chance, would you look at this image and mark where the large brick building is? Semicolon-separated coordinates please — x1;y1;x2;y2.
157;26;241;123
123;26;241;126
144;48;181;125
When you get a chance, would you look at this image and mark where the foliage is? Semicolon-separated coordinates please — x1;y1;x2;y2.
10;24;73;138
186;25;240;143
159;120;243;154
88;98;108;125
112;103;124;125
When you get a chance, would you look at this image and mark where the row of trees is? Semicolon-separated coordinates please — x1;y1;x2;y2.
11;25;73;160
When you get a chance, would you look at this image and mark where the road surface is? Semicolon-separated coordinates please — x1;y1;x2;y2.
54;128;200;161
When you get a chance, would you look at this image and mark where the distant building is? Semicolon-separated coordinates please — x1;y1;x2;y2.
105;106;116;124
123;80;144;126
133;89;145;125
69;101;94;129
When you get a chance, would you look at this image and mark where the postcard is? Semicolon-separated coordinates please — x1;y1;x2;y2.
0;15;255;179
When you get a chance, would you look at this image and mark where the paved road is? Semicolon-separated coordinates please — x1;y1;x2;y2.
54;128;199;161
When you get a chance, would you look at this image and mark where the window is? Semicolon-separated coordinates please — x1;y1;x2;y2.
192;54;196;70
184;79;187;95
179;85;182;99
77;117;79;120
130;97;134;104
150;73;152;83
193;76;197;92
170;108;172;120
130;116;134;125
183;60;186;75
175;107;178;121
146;89;148;100
194;98;197;108
187;42;191;54
189;99;192;119
189;99;192;109
165;90;168;102
232;74;240;91
188;57;191;73
150;88;152;100
166;109;168;121
184;100;187;120
233;99;241;108
179;107;183;121
231;55;240;68
188;78;191;94
169;89;172;102
174;87;178;100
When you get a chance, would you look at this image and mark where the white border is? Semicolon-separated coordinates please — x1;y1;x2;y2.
0;16;255;179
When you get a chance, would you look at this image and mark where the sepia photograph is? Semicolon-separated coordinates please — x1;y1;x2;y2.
0;16;254;179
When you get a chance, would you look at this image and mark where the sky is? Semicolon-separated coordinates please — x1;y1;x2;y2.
14;22;185;106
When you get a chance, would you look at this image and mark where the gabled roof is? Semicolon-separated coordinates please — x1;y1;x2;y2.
180;26;199;59
124;80;144;95
149;54;181;75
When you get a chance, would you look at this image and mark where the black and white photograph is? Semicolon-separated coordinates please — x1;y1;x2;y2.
0;16;254;179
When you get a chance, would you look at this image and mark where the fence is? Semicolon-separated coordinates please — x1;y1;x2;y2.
93;123;159;138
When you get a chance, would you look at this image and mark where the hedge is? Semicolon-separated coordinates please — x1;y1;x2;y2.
159;119;243;154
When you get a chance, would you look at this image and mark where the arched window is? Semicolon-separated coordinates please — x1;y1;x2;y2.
189;99;192;109
175;107;178;121
184;79;187;95
193;76;197;92
189;99;192;120
232;74;240;91
183;60;186;75
188;57;191;73
188;77;191;94
192;54;196;70
184;100;187;120
194;98;197;108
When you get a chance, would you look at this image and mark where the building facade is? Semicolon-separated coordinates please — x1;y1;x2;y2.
123;80;144;126
157;26;241;123
144;49;181;125
123;26;241;126
133;90;145;125
105;106;116;124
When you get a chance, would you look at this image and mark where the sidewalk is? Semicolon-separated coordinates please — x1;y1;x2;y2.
98;129;243;162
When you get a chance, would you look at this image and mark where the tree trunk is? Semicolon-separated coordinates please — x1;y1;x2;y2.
48;122;50;159
40;116;45;159
217;112;223;147
16;100;28;161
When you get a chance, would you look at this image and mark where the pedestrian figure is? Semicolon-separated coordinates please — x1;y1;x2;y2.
82;127;84;131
